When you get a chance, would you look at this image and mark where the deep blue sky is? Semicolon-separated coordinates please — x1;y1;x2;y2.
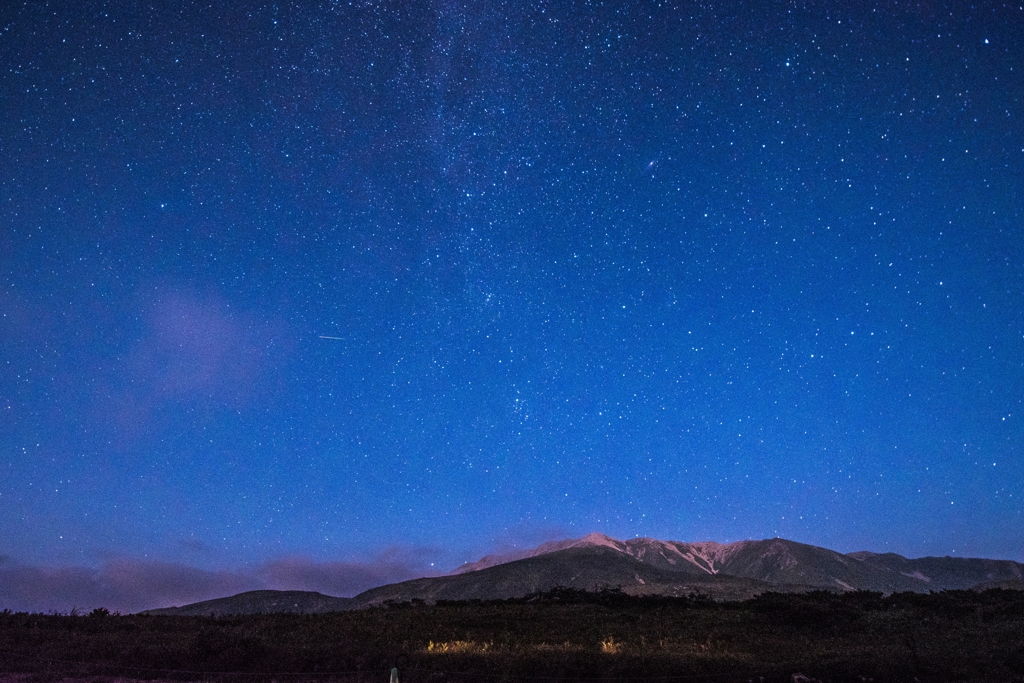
2;0;1023;611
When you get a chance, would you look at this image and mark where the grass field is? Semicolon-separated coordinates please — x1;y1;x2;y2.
1;589;1023;682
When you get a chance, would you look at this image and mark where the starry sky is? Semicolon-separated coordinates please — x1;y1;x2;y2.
2;0;1023;612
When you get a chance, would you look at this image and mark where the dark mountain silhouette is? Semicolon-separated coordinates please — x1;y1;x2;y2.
144;590;354;616
144;533;1024;615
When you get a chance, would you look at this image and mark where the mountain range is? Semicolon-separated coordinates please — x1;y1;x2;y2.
144;533;1024;615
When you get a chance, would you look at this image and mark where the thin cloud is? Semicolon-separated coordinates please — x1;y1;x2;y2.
92;288;290;447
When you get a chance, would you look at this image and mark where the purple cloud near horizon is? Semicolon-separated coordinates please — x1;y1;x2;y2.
0;553;435;614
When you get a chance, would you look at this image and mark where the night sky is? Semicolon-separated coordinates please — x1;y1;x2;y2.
2;0;1023;613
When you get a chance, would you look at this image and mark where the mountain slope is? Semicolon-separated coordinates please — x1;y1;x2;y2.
451;533;630;573
847;551;1024;591
713;538;919;592
452;533;750;576
353;545;793;606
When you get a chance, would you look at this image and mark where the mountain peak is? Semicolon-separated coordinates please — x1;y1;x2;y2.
578;532;620;546
451;532;624;575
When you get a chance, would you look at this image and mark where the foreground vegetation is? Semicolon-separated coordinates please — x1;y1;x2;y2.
1;589;1023;682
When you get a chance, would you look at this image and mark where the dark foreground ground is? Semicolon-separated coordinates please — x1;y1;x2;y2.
2;589;1023;683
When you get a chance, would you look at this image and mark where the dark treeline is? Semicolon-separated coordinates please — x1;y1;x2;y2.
1;589;1023;683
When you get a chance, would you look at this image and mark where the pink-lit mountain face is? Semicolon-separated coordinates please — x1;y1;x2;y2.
452;533;754;575
452;533;1024;594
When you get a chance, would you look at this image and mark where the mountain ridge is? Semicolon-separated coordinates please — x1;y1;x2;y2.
143;534;1024;616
